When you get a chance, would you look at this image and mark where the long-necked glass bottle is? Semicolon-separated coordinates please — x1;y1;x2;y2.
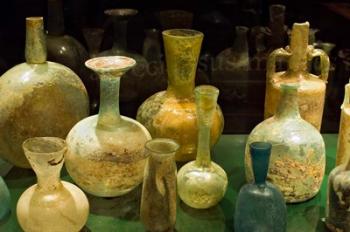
265;22;330;130
177;85;227;209
0;17;89;168
236;142;287;232
246;83;325;202
65;56;151;197
137;29;224;162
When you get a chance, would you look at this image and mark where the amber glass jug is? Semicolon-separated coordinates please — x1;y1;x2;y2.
264;22;330;130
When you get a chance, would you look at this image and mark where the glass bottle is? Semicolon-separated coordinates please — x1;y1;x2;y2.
137;29;224;162
246;83;326;203
17;137;89;232
140;138;179;232
177;85;227;209
326;153;350;231
65;56;152;197
336;83;350;165
236;142;287;232
46;0;96;113
82;27;105;58
0;17;89;168
0;176;10;220
99;9;148;117
265;22;330;130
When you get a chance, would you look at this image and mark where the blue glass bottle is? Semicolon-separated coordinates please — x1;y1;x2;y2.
235;142;287;232
0;176;10;220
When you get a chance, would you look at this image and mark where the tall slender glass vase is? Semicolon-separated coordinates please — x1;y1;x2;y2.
0;17;89;168
137;29;224;162
140;138;178;232
246;84;325;202
177;85;227;209
65;56;152;197
236;142;287;232
17;137;89;232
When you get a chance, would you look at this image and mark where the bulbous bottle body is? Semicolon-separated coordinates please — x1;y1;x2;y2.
137;29;224;162
65;115;151;197
177;161;227;209
246;84;325;202
0;62;89;168
326;164;350;231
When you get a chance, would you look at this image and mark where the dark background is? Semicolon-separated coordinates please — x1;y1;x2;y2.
1;0;349;133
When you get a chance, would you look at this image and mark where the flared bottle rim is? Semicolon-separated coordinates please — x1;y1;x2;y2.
250;142;272;151
195;85;219;96
85;56;136;73
22;137;66;155
104;8;138;18
145;138;180;155
162;29;203;39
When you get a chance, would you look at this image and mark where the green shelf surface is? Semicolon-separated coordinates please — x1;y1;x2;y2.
0;134;337;232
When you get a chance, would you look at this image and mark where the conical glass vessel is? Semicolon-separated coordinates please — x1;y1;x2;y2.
65;56;152;197
177;85;227;209
326;153;350;231
137;29;224;162
336;83;350;165
140;138;179;232
246;84;325;203
265;22;330;130
0;176;10;220
0;17;89;168
236;142;287;232
46;0;97;113
17;137;89;232
99;9;148;116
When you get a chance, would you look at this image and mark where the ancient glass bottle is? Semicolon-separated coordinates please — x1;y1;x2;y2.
246;84;325;203
177;85;227;209
326;153;350;231
46;0;97;113
264;22;330;130
17;137;89;232
140;138;179;232
99;8;148;117
65;56;152;197
0;176;10;220
236;142;287;232
0;17;89;168
336;83;350;165
137;29;224;162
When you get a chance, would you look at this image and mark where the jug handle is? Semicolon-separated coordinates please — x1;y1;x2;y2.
308;46;330;82
266;48;291;82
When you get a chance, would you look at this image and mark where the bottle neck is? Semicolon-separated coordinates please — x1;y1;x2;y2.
112;19;127;51
250;143;272;186
25;17;47;64
97;74;121;130
47;0;65;36
232;28;249;54
275;86;300;119
37;170;62;191
288;23;309;73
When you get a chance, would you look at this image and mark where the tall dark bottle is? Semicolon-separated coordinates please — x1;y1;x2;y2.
236;142;287;232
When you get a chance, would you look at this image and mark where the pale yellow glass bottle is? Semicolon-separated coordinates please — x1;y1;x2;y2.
17;137;89;232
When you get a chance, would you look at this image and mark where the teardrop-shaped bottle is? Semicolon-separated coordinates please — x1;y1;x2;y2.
177;85;227;209
0;17;89;168
245;83;325;202
235;142;287;232
264;22;330;130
